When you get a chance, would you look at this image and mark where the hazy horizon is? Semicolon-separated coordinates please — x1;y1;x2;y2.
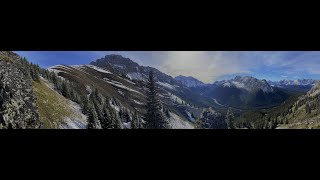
14;51;320;83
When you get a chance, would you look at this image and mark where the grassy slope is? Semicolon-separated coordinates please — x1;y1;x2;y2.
33;78;87;129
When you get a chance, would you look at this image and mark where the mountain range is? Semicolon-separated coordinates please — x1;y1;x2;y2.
1;51;320;129
268;79;317;87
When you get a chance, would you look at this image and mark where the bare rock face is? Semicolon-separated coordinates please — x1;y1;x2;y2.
0;51;41;129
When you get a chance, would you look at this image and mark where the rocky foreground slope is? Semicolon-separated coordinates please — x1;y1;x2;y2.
277;81;320;129
0;51;41;129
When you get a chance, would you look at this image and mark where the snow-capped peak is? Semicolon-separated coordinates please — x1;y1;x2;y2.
269;79;317;87
215;76;274;93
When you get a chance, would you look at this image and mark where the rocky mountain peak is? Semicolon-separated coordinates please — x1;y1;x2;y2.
174;75;206;87
269;79;317;87
91;54;139;68
217;76;273;93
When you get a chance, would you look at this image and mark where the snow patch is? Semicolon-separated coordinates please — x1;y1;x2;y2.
103;78;144;96
113;64;125;69
86;65;113;74
185;110;195;122
157;81;175;90
169;93;183;104
223;82;231;87
169;112;194;129
123;122;131;129
231;81;245;89
86;85;92;99
109;100;120;112
212;98;226;107
118;90;124;96
127;72;146;81
60;118;87;129
133;99;144;105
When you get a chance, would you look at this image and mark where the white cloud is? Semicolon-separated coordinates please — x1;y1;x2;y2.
93;51;320;83
148;51;252;83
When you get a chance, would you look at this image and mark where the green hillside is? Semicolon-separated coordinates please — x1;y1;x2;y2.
33;78;87;129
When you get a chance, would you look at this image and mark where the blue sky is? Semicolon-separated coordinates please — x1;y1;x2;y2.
14;51;320;83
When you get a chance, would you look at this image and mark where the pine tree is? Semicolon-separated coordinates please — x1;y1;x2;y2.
195;118;205;129
191;112;195;119
144;70;168;129
61;81;71;98
131;111;139;129
89;89;104;121
87;103;102;129
110;107;122;129
225;107;235;129
165;108;170;118
100;103;111;129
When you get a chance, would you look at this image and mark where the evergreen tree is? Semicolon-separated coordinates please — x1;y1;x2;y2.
131;111;139;129
225;107;235;129
165;108;170;118
82;97;90;115
110;107;122;129
191;112;195;119
124;109;131;123
89;89;103;120
100;103;111;129
87;103;102;129
144;71;168;129
195;118;205;129
61;81;71;98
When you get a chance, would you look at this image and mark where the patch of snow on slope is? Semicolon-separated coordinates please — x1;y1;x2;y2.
117;76;136;85
118;90;124;96
47;67;66;80
157;81;175;90
169;112;194;129
223;82;231;87
133;100;144;105
103;78;144;96
109;100;120;112
49;65;74;72
86;85;92;99
231;81;245;89
169;93;183;104
113;64;126;69
123;122;131;129
86;65;113;74
60;118;86;129
127;72;146;81
185;110;195;122
212;98;226;107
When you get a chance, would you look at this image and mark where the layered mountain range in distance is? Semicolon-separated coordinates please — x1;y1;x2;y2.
1;51;320;129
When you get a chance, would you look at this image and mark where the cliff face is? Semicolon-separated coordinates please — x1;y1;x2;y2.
0;51;41;129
